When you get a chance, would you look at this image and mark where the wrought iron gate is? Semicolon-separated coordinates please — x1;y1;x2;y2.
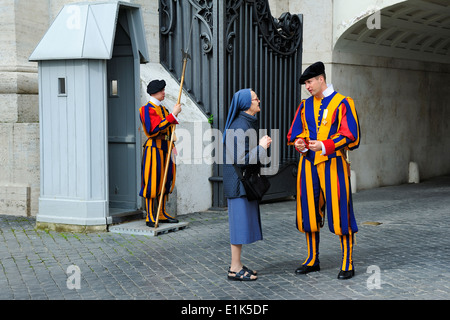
159;0;303;208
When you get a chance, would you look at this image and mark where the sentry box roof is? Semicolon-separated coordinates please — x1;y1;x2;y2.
29;1;149;63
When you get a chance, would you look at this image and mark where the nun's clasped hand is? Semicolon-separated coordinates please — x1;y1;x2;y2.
259;135;272;149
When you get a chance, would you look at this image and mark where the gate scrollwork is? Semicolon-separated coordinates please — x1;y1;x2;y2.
254;0;302;55
159;0;175;35
159;0;303;207
189;0;214;54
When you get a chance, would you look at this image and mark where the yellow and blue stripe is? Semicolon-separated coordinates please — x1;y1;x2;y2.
290;92;360;236
296;152;357;235
139;102;176;200
340;232;354;271
303;232;320;267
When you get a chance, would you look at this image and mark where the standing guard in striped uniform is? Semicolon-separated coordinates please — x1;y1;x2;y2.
287;62;361;279
139;80;182;227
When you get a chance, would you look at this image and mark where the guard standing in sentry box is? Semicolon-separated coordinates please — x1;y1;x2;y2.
139;80;181;227
287;62;361;280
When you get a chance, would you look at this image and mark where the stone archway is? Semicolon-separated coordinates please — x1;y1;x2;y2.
331;0;450;190
334;0;450;64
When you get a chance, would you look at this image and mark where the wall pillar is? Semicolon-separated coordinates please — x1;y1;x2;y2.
0;0;48;216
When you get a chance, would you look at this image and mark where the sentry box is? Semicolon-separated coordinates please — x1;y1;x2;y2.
29;1;149;231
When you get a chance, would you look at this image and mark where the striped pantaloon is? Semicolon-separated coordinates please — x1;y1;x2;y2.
297;154;357;271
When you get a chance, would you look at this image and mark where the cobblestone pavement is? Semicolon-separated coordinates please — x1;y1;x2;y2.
1;176;449;302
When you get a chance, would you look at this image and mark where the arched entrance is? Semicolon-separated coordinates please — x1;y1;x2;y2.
332;0;450;189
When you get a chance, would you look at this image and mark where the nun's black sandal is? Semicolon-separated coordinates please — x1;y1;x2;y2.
227;266;257;281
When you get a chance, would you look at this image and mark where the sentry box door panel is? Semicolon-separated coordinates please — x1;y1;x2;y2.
107;55;137;210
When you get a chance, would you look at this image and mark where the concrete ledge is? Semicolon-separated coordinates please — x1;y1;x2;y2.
38;198;108;225
36;221;107;233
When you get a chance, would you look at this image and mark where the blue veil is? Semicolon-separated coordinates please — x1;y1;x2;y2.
222;88;252;143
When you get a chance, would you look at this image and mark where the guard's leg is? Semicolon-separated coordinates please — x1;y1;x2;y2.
145;198;155;223
296;231;320;274
303;231;320;267
295;157;322;275
338;232;355;279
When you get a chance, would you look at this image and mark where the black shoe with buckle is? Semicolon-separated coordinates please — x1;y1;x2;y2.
337;269;355;280
159;217;179;224
295;264;320;275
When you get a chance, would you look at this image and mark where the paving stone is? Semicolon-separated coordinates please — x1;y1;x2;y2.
0;176;449;302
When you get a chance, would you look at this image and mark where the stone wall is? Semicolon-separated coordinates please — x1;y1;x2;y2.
289;0;450;191
333;53;450;189
0;0;212;217
0;0;48;216
2;0;449;218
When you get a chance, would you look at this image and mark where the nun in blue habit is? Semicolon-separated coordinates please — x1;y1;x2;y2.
222;88;272;281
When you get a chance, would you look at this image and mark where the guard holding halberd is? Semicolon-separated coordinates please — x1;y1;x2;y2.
139;80;181;227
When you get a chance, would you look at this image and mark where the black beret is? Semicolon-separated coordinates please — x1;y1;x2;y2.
147;79;166;95
299;62;325;84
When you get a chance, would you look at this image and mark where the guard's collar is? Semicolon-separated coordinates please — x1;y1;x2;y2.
322;84;334;98
149;96;161;106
